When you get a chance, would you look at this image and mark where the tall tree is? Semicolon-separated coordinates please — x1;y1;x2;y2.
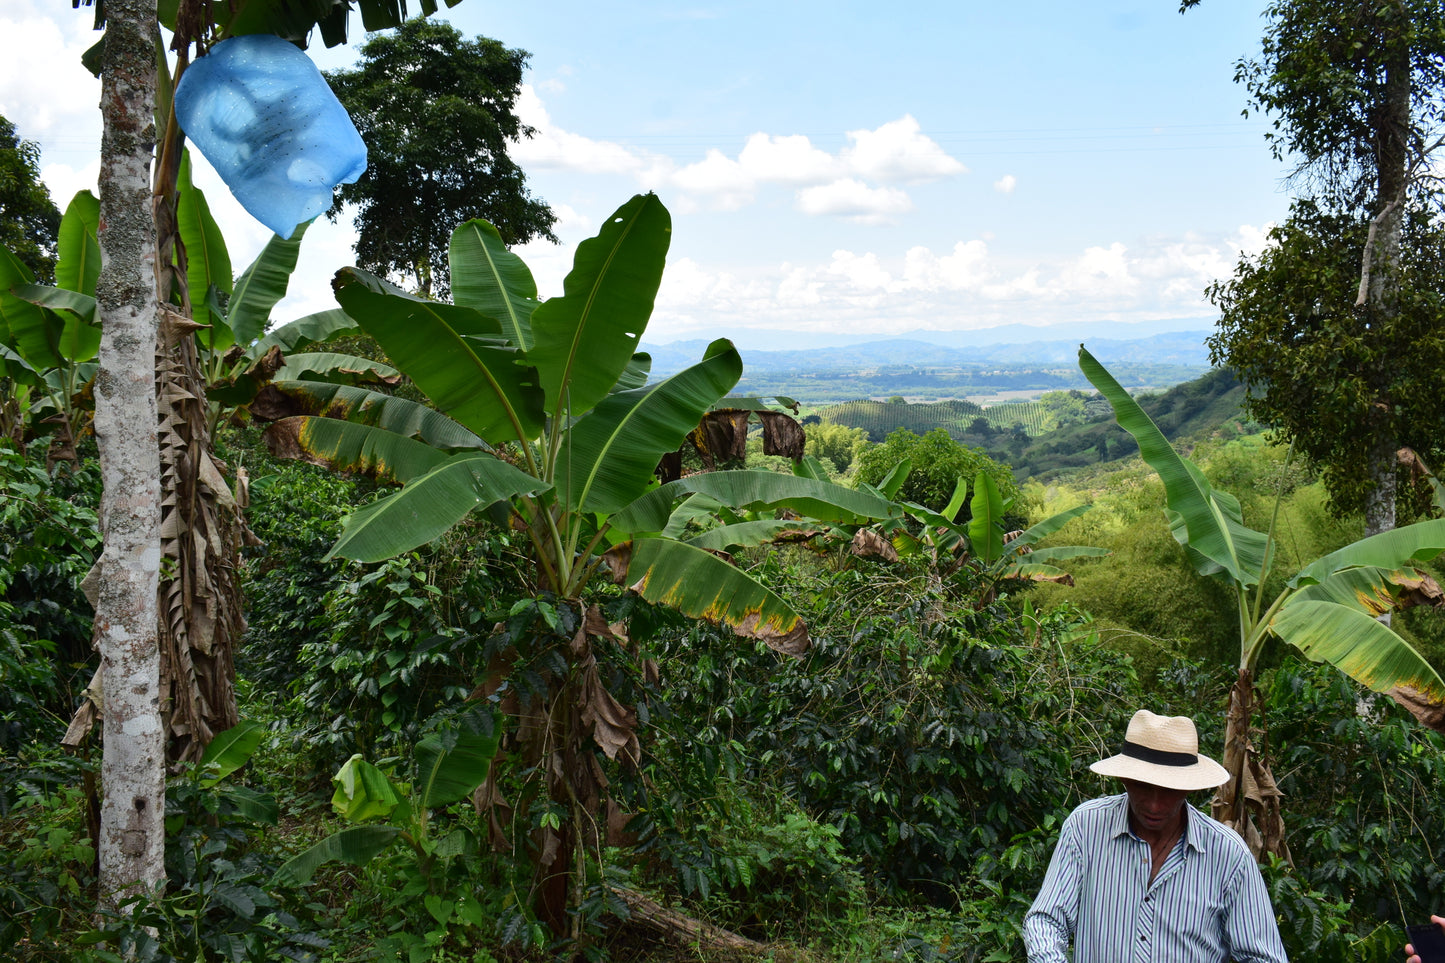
1206;200;1445;523
0;116;62;285
91;0;166;909
1190;0;1445;536
326;18;557;298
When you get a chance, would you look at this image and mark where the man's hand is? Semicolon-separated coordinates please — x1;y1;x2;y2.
1406;914;1445;963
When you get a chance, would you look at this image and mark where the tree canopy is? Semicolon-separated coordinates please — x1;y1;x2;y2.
0;115;62;284
853;427;1020;521
1207;200;1445;519
1197;0;1445;535
326;19;557;298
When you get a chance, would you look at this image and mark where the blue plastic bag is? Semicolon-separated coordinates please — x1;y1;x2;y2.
174;34;367;239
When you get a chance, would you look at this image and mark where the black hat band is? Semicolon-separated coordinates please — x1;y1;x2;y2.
1121;740;1197;767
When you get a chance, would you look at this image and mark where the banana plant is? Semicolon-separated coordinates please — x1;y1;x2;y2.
273;718;502;887
269;194;895;644
0;190;103;457
849;467;1107;607
263;193;897;935
1080;344;1445;860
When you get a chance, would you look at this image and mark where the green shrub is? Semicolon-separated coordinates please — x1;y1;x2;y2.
0;446;100;750
853;428;1021;519
648;558;1138;900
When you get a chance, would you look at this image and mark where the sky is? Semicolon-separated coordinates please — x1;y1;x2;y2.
1;0;1297;351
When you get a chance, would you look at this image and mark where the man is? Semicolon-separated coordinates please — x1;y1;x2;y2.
1024;710;1287;962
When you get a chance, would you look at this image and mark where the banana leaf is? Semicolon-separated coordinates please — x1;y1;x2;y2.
685;519;824;552
177;154;233;344
275;352;400;385
1080;344;1268;587
335;267;544;444
55;190;101;296
249;308;359;359
1291;518;1445;587
612;470;897;537
263;381;487;451
415;725;502;810
328;452;549;562
556;339;742;515
272;826;404;887
265;416;453;484
968;472;1006;565
1270;599;1445;703
448;218;539;351
196;720;265;788
229;222;309;344
621;536;808;656
528;194;670;418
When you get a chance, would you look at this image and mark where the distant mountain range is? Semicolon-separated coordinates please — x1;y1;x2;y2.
643;328;1214;375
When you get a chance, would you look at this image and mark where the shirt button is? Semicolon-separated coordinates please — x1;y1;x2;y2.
1140;935;1147;941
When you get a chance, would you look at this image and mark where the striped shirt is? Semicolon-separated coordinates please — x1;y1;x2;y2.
1023;793;1287;963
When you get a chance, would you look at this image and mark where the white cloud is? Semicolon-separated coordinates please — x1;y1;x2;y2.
512;85;654;176
903;240;991;291
1231;222;1274;258
642;226;1255;343
827;250;893;291
1055;242;1138;298
736;133;839;184
776;263;824;307
795;178;913;222
839;115;966;183
0;4;100;140
40;160;100;208
669;149;754;210
993;174;1017;194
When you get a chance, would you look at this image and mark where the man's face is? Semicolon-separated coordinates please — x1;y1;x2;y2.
1121;778;1189;834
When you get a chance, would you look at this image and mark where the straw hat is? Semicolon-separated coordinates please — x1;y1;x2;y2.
1090;710;1230;791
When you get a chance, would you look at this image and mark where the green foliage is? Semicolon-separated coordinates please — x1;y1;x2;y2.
1207;201;1445;518
1235;0;1445;210
0;116;61;284
237;457;362;691
0;446;100;750
325;18;556;298
237;448;515;773
1081;345;1445;698
273;706;503;959
667;786;864;941
649;559;1135;900
0;756;95;953
854;428;1019;518
289;552;502;769
805;421;868;475
2;723;329;962
1264;660;1445;961
1009;368;1247;481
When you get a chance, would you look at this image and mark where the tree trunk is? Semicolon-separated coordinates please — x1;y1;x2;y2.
1211;668;1289;862
1363;431;1398;538
1359;6;1411;538
93;0;166;910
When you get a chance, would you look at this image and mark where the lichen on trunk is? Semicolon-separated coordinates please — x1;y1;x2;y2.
92;0;166;911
